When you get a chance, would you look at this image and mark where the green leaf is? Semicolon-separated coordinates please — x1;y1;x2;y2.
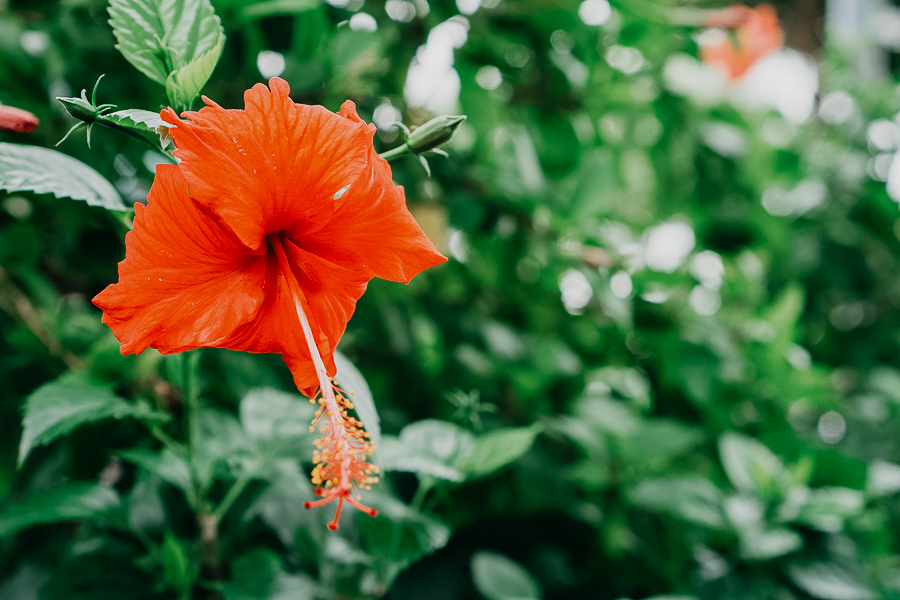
358;494;451;566
220;549;317;600
160;533;193;591
18;377;169;466
377;420;475;482
118;448;192;493
739;527;803;561
627;476;727;529
461;425;539;479
794;487;865;531
787;562;874;600
0;143;127;211
334;350;381;447
718;432;785;497
244;460;316;547
239;0;319;20
0;484;120;537
377;437;465;481
471;551;541;600
239;387;316;453
103;108;166;132
164;32;225;110
108;0;224;97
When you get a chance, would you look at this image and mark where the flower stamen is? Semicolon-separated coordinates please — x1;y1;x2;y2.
271;237;379;530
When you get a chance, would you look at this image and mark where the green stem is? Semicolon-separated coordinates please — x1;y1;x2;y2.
212;474;251;522
378;144;411;161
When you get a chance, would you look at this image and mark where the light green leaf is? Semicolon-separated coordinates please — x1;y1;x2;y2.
0;143;126;211
164;32;225;109
108;0;224;98
239;387;316;451
461;425;539;479
378;420;475;481
0;484;120;537
787;562;874;600
628;476;727;529
718;432;785;497
377;436;465;481
18;377;169;466
471;551;541;600
239;0;320;20
103;108;166;132
334;350;380;447
739;527;803;561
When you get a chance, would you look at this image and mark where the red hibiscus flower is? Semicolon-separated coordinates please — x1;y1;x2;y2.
0;105;39;133
700;4;784;81
94;77;446;528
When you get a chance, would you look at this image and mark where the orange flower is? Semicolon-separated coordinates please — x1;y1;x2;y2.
700;4;784;81
0;105;39;133
94;77;446;528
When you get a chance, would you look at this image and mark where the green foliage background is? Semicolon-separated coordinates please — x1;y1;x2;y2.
3;0;900;599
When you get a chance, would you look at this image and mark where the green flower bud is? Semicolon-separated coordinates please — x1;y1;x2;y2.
405;114;466;154
57;96;100;123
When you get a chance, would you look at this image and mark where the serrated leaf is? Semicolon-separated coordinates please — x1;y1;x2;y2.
165;32;225;109
334;350;380;447
471;551;542;600
103;108;166;132
0;484;120;537
18;377;169;466
0;143;127;210
461;425;539;479
108;0;224;92
239;387;316;451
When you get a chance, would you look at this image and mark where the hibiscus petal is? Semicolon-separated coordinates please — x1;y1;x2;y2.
93;165;266;355
298;103;447;284
161;77;371;253
219;238;369;395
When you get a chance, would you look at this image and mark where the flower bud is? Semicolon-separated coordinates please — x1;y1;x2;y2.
57;96;99;123
0;105;39;133
406;115;466;154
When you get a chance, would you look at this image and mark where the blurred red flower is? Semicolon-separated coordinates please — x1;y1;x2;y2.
0;105;39;133
94;77;446;527
701;4;784;81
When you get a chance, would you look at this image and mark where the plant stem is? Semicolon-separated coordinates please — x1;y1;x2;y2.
378;144;410;161
212;474;251;522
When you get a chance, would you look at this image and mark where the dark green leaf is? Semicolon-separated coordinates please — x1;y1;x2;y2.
18;377;169;466
0;484;120;537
